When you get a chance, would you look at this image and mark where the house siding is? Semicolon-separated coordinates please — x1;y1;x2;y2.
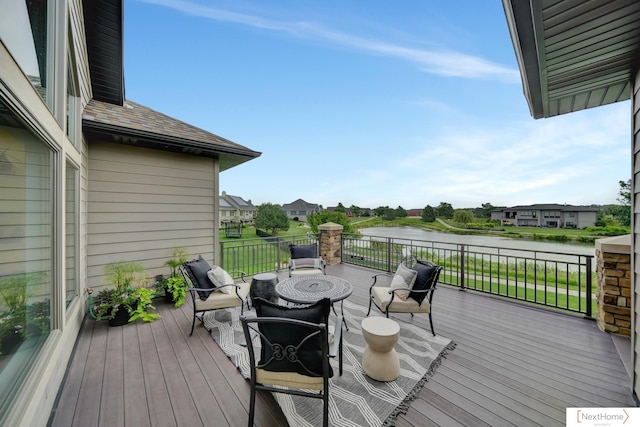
87;142;216;288
632;66;640;402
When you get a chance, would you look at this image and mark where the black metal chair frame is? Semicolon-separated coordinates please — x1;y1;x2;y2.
179;264;249;336
240;315;343;427
367;260;442;336
288;243;327;277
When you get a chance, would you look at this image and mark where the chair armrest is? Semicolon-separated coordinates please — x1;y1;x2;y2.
226;270;247;282
369;273;393;289
329;315;343;359
405;287;435;294
387;287;412;294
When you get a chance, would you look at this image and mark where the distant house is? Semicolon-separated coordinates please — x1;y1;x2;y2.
407;209;423;217
282;199;321;221
219;191;256;226
491;204;600;228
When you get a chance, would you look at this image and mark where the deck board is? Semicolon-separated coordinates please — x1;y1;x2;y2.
48;263;635;427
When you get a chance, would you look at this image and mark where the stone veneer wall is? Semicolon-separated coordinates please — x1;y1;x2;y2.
318;222;343;265
595;235;632;337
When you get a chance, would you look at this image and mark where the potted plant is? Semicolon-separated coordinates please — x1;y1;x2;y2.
93;261;159;326
165;276;187;308
158;247;189;307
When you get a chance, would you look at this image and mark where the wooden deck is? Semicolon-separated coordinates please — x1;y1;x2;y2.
48;263;635;427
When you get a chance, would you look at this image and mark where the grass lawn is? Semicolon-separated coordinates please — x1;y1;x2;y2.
220;220;310;242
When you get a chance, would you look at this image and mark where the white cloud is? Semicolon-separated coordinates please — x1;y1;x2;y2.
140;0;519;82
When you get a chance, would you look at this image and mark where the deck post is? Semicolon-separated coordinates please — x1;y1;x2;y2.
459;244;465;290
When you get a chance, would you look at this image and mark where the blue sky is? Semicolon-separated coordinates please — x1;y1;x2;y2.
124;0;630;210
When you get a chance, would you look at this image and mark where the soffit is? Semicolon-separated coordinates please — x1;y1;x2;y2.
83;0;124;105
503;0;640;118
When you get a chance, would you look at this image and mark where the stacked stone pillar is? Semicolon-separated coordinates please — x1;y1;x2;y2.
595;235;631;336
318;222;343;265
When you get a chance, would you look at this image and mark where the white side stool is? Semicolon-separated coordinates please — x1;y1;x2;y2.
361;317;400;381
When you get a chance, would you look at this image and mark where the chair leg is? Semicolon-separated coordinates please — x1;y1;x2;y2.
248;384;256;427
429;313;436;336
322;390;329;427
339;336;343;376
189;312;196;336
366;297;372;316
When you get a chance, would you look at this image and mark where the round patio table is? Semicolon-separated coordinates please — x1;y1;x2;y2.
275;275;353;329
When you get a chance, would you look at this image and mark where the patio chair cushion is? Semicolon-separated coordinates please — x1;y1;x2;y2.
389;263;417;301
185;256;215;300
254;297;332;377
194;280;250;311
371;287;431;314
290;258;323;269
409;261;438;304
256;369;324;391
290;244;318;259
207;266;235;294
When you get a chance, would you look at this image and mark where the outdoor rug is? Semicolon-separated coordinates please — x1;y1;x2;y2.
203;300;456;427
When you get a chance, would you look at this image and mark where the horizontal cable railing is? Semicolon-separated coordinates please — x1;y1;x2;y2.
341;233;594;317
220;234;318;276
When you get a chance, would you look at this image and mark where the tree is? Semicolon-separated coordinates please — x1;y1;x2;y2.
334;202;346;213
615;179;632;226
475;202;495;218
307;211;357;234
436;202;454;219
254;203;290;235
453;209;474;225
374;206;388;217
394;206;407;218
421;205;435;222
349;205;362;217
618;179;631;206
381;207;397;220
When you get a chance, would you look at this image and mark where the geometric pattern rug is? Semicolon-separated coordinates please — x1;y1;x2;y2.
204;299;456;427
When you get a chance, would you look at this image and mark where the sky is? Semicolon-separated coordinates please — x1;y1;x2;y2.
123;0;631;210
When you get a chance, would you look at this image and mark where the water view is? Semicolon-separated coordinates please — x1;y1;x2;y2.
359;226;595;258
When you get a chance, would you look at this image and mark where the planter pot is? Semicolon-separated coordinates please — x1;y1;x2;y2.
108;305;131;327
164;288;176;304
1;332;23;355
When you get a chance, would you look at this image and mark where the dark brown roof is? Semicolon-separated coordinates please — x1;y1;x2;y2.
83;99;261;170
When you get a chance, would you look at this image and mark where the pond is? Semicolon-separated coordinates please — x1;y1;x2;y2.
358;226;595;257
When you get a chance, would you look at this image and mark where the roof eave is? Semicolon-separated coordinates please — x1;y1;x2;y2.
83;119;261;170
502;0;546;119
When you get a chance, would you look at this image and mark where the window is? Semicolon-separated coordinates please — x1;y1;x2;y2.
0;1;52;108
0;102;53;418
65;161;77;308
66;55;80;145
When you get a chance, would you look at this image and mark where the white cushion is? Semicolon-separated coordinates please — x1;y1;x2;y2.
371;287;430;314
207;266;237;294
194;281;250;310
389;263;417;301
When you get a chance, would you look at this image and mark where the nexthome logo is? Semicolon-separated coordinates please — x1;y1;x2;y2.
566;408;636;427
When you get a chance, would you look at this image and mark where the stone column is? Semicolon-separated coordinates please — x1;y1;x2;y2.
595;235;631;336
318;222;343;265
